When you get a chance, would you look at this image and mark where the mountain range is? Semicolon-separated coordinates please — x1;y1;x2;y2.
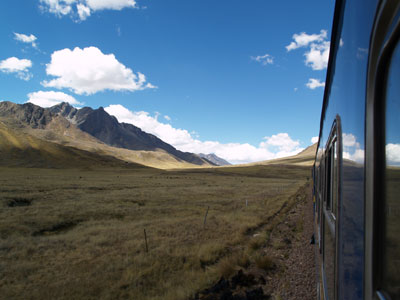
198;153;231;166
0;101;230;169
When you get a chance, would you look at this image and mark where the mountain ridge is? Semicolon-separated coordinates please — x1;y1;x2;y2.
198;153;231;166
0;101;214;168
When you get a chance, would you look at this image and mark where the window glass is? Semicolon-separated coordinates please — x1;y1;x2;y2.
323;135;338;300
332;140;338;218
326;149;332;211
324;216;336;300
382;40;400;299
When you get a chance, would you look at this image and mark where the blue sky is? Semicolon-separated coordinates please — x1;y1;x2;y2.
0;0;335;164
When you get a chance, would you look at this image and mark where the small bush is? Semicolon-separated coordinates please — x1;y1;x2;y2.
254;254;275;271
235;253;250;268
217;256;236;278
249;237;264;250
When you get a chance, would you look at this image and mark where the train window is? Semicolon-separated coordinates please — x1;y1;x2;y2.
323;120;340;300
325;136;338;219
381;40;400;300
326;149;332;211
332;140;338;219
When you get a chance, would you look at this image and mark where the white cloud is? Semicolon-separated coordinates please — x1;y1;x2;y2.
342;133;360;148
259;133;300;153
0;57;32;80
342;133;364;163
305;41;330;70
311;136;319;144
39;0;73;16
39;0;136;21
286;30;330;70
27;90;83;107
286;30;327;51
343;148;365;163
0;57;32;72
164;115;171;121
85;0;136;11
356;48;368;60
42;46;155;95
306;78;325;89
104;104;304;164
386;144;400;165
14;33;38;48
251;53;274;66
77;3;91;20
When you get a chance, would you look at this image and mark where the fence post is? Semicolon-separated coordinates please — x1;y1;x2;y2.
144;228;149;253
203;206;210;227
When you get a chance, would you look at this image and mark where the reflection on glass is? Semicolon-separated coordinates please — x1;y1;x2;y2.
382;41;400;299
332;140;338;218
324;216;335;300
342;133;364;163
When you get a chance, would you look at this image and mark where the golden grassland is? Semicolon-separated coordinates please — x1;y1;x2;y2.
0;164;311;300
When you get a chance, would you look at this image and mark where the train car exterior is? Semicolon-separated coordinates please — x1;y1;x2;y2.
313;0;400;299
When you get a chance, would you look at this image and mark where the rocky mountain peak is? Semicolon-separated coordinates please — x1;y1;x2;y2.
0;101;53;129
198;153;231;166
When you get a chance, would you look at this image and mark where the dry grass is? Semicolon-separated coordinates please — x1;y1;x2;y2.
0;164;310;300
254;254;276;271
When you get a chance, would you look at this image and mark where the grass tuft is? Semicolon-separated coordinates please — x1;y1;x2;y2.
254;254;276;271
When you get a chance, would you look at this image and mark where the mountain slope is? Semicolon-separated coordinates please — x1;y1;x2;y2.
49;102;210;166
0;101;213;169
198;153;231;166
0;121;147;169
257;143;317;166
235;143;317;168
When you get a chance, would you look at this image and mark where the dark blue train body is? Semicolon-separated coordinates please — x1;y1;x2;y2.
313;0;400;299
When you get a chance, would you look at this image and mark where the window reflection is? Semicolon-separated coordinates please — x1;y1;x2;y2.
382;40;400;299
342;133;364;163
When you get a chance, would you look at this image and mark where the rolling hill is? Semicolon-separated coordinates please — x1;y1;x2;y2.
238;143;317;168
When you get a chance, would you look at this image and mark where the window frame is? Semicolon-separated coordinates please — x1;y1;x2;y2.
322;116;342;300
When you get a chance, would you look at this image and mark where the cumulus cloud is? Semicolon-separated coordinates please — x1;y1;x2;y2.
342;133;360;148
311;136;319;144
259;133;300;153
386;144;400;166
39;0;136;21
39;0;73;16
286;30;330;70
343;148;365;163
251;53;274;66
342;133;364;163
286;30;327;51
41;46;155;95
104;104;304;164
27;90;83;107
86;0;136;11
305;41;330;70
77;3;91;20
306;78;325;89
14;33;38;48
0;57;32;80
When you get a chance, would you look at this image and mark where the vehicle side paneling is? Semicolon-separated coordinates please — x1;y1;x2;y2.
315;0;379;299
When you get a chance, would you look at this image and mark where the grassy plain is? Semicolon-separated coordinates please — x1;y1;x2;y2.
0;164;310;300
